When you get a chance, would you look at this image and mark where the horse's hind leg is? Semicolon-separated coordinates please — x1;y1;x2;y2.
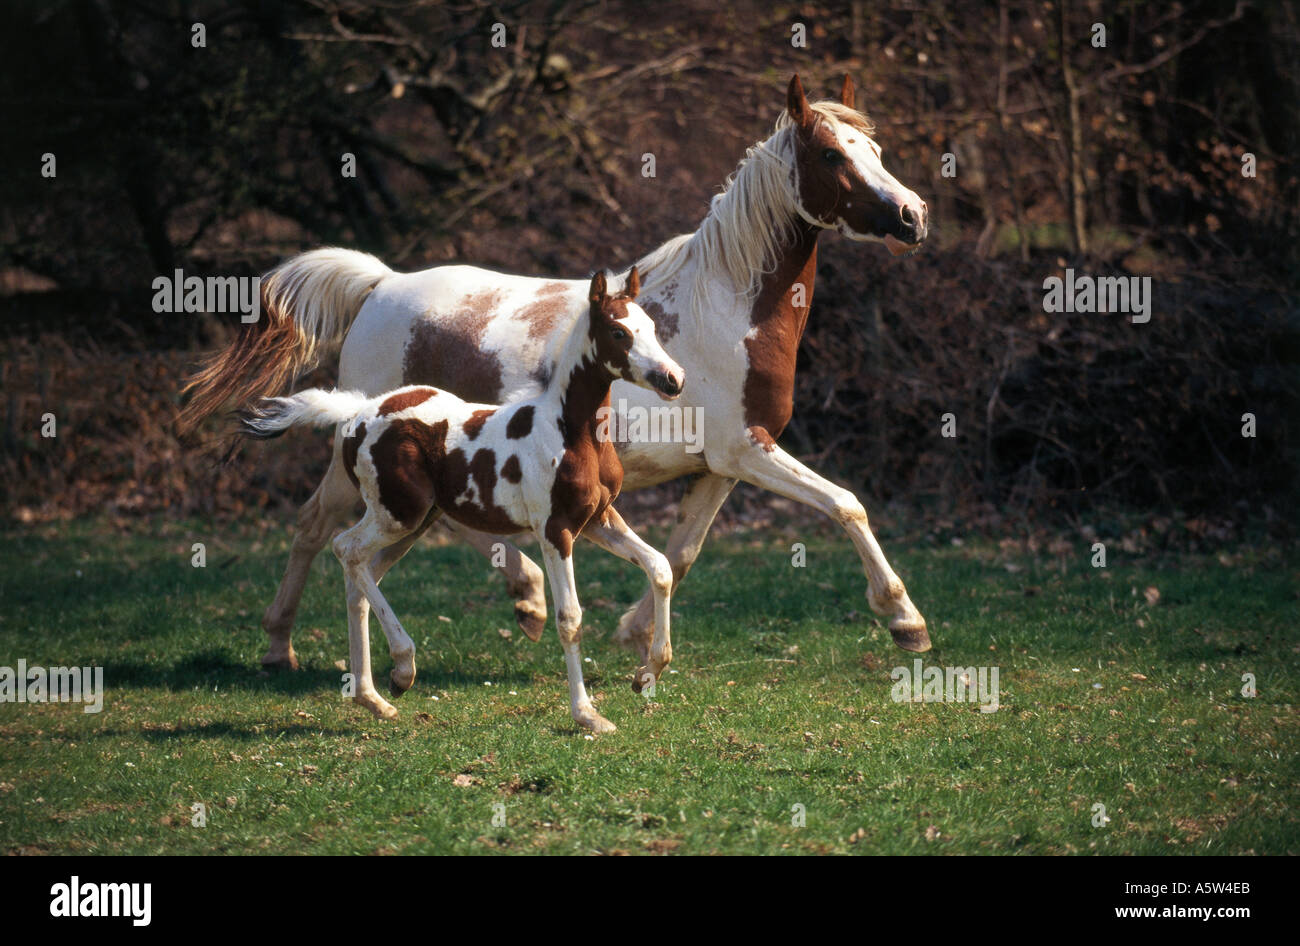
442;520;547;642
613;474;736;659
261;446;359;669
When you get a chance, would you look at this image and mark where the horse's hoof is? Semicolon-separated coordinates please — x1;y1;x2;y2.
389;668;415;698
890;620;932;653
260;648;299;671
513;604;546;643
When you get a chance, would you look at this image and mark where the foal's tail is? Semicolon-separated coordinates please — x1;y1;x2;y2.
175;247;393;443
237;389;374;440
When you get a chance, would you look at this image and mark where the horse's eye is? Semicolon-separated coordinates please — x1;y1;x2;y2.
822;148;843;164
610;328;627;341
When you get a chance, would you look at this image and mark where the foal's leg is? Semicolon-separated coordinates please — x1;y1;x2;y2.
440;520;548;642
340;570;395;719
333;512;420;719
367;509;441;697
583;508;675;693
716;433;930;652
262;445;360;669
613;473;737;659
538;542;615;734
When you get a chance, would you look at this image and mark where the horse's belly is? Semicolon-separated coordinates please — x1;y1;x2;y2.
616;439;708;489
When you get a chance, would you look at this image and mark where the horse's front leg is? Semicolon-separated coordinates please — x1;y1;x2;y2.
583;508;674;692
716;429;931;652
538;540;616;733
613;473;737;661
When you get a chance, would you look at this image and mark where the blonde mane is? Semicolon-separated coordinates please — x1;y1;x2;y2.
634;100;874;327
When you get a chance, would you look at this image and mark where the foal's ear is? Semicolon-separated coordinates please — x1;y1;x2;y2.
624;265;640;300
589;270;608;304
840;74;855;111
787;74;813;130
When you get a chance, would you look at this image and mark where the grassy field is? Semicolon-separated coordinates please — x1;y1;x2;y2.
1;514;1296;855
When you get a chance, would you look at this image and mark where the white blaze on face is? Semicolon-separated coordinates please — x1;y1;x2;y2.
619;303;683;391
831;122;925;245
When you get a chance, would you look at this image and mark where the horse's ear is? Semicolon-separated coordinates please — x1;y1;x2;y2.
787;74;813;130
840;74;855;110
589;270;607;304
624;265;640;300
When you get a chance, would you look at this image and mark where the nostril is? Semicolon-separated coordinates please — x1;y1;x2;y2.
900;205;915;225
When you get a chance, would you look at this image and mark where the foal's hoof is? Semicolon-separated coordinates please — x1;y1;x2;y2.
357;696;399;720
389;667;416;698
889;618;932;653
631;668;657;694
575;709;617;734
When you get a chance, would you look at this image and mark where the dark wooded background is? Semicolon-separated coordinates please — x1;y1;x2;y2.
2;0;1296;539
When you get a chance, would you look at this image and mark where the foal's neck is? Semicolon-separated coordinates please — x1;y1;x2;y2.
541;309;613;449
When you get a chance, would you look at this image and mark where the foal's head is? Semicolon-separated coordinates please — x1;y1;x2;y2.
588;267;683;400
784;74;929;255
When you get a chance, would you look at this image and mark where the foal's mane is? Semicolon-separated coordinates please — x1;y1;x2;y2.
634;100;875;327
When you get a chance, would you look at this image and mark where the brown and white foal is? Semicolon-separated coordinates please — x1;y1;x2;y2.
241;268;682;733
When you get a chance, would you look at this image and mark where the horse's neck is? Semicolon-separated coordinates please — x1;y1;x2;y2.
541;312;610;448
747;219;820;338
673;216;821;353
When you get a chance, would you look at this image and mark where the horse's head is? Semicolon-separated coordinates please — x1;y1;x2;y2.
785;74;929;256
588;267;684;400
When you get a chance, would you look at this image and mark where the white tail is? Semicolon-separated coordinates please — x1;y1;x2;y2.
240;388;374;439
263;247;393;366
176;247;393;440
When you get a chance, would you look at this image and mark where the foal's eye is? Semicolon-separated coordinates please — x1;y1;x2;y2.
822;148;844;164
610;327;628;341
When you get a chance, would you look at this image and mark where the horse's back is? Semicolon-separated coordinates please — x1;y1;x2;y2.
341;263;587;402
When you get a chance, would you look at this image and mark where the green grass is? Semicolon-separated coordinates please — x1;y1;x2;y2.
1;516;1296;855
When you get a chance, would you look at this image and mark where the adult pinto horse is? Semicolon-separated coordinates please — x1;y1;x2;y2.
178;74;933;671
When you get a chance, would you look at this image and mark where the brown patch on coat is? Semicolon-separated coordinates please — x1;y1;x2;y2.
378;388;436;416
370;419;448;529
742;221;820;439
342;421;367;488
639;298;679;342
462;408;495;440
372;416;525;535
431;446;522;535
746;425;778;453
506;405;534;439
515;282;573;340
402;307;504;404
501;454;523;483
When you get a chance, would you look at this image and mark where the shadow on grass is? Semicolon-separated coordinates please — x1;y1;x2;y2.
96;650;538;695
125;720;361;741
